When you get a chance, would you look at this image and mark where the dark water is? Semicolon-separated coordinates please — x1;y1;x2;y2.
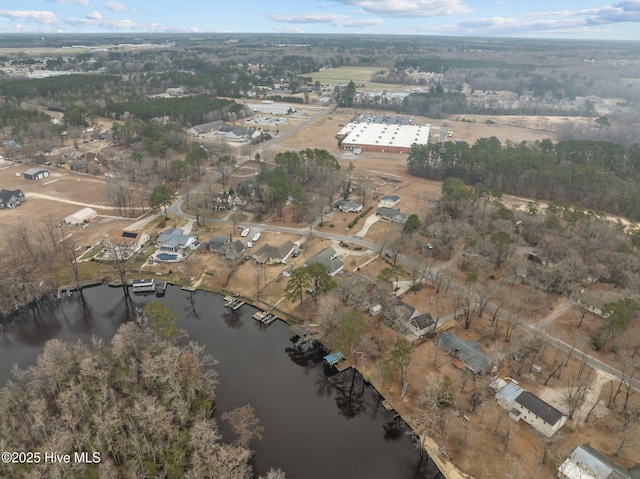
0;286;443;479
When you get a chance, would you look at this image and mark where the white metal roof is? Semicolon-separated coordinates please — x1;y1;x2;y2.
342;123;431;149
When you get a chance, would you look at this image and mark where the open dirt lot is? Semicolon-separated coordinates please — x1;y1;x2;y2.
0;162;146;251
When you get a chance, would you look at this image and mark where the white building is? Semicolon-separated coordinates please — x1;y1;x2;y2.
341;123;431;154
495;381;567;438
65;207;97;225
558;444;631;479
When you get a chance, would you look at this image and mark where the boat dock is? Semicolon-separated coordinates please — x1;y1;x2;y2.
57;278;103;298
253;310;278;325
382;399;395;412
155;280;167;297
335;361;353;372
290;324;318;347
226;298;245;310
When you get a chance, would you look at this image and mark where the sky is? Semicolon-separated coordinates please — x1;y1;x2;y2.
1;0;640;40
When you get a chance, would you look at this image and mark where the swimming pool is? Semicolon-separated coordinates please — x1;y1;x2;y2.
157;253;178;261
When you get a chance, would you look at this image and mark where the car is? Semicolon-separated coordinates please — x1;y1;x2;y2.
243;256;251;261
305;288;315;295
292;248;300;257
247;242;253;248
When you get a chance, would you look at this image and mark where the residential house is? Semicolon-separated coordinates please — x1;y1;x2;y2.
570;288;607;317
558;443;631;479
495;381;567;438
253;240;296;265
85;152;100;162
379;195;400;207
66;159;88;172
304;247;344;276
436;331;492;374
0;188;25;209
156;228;198;252
209;235;231;253
65;207;97;225
23;168;50;180
383;300;434;337
376;207;409;224
410;313;435;337
102;229;148;250
211;192;231;211
221;240;246;261
336;199;363;213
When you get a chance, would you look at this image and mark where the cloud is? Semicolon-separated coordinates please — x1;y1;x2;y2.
0;10;59;25
50;0;90;5
271;12;382;27
271;13;350;24
329;0;472;18
105;1;135;12
275;26;305;33
456;1;640;36
85;10;102;21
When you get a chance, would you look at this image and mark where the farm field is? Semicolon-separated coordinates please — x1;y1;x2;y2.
308;66;408;91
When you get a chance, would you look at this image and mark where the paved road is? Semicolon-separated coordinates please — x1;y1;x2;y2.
163;106;639;394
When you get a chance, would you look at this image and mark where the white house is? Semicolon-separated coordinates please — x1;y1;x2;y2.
336;199;363;213
378;195;400;207
65;207;97;225
495;381;567;438
156;228;198;252
23;168;50;180
558;443;631;479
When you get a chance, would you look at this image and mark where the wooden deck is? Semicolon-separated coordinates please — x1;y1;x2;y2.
382;399;395;412
335;361;352;372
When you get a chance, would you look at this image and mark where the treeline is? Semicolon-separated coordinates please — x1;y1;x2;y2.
101;94;247;125
399;91;467;117
407;138;640;219
396;58;536;73
0;104;50;128
0;73;121;102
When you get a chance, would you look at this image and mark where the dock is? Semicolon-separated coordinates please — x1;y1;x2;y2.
223;295;235;306
290;324;318;347
155;280;167;297
57;278;103;298
382;399;395;412
323;351;344;367
253;310;278;325
335;361;352;372
228;299;245;310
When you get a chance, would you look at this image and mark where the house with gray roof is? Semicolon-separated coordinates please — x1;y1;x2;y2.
495;380;567;438
0;189;25;209
157;228;198;252
558;443;631;479
221;240;246;261
379;195;400;207
253;240;296;265
436;331;491;374
209;235;231;253
304;246;343;276
376;207;409;224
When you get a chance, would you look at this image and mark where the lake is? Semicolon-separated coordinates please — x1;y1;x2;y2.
0;285;443;479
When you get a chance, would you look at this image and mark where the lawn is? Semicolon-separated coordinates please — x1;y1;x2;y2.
309;66;382;83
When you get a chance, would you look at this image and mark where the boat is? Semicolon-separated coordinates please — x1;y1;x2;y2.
132;278;155;293
154;280;166;297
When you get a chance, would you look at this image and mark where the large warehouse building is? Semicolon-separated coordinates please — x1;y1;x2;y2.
340;123;431;154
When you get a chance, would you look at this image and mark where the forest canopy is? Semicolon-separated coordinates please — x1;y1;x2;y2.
0;317;269;478
407;138;640;219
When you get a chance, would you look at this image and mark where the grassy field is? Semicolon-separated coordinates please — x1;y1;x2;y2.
309;66;406;91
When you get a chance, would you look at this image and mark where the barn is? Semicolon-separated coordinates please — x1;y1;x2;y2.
65;207;97;225
341;123;431;154
23;168;50;180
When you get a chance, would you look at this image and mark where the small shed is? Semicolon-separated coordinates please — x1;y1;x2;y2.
65;207;97;225
23;168;50;180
